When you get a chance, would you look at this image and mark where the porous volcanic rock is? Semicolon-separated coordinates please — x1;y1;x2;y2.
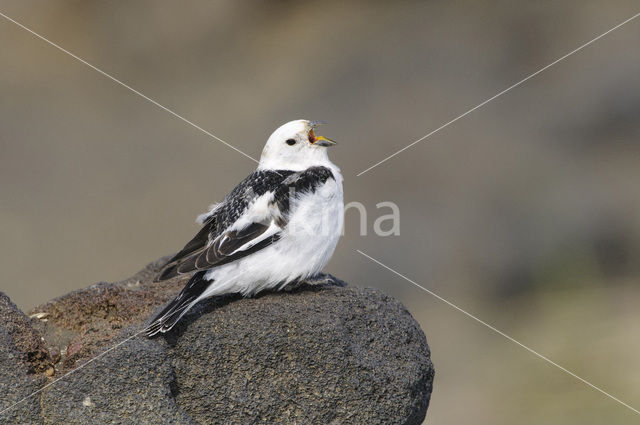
0;259;433;424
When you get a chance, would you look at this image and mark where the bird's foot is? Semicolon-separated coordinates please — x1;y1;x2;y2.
283;273;346;291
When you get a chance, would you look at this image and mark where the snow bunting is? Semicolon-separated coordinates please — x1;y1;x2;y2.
146;120;343;336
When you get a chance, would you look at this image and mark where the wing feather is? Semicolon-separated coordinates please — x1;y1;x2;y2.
155;192;285;281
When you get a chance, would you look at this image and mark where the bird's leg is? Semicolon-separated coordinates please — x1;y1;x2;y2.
304;273;344;286
282;273;346;291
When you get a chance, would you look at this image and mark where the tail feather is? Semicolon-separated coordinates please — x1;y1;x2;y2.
146;271;210;337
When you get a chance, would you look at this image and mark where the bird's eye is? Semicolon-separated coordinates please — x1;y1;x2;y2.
285;139;296;146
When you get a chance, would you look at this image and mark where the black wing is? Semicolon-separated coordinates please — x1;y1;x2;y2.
156;221;282;281
155;170;291;281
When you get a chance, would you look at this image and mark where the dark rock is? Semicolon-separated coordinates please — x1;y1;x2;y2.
0;293;52;374
39;330;194;425
167;285;433;425
0;259;433;424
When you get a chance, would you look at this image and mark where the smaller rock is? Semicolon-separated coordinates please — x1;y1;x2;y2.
0;293;47;425
0;293;52;373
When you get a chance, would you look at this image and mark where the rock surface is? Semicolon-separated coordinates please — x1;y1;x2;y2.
0;258;433;424
0;295;47;425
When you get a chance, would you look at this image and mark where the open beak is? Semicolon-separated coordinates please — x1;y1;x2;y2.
313;135;337;147
308;128;337;147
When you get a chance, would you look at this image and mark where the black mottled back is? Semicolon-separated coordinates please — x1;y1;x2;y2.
271;166;335;218
202;166;334;237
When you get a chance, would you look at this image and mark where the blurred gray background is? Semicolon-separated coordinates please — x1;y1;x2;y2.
1;1;640;423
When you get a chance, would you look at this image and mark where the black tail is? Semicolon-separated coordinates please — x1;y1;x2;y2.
145;271;209;337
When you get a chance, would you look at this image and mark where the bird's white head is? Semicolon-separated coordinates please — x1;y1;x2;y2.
258;120;337;171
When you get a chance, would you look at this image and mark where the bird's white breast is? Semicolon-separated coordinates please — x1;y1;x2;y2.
282;172;343;276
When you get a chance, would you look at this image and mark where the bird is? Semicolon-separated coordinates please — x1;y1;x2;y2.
145;119;343;336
